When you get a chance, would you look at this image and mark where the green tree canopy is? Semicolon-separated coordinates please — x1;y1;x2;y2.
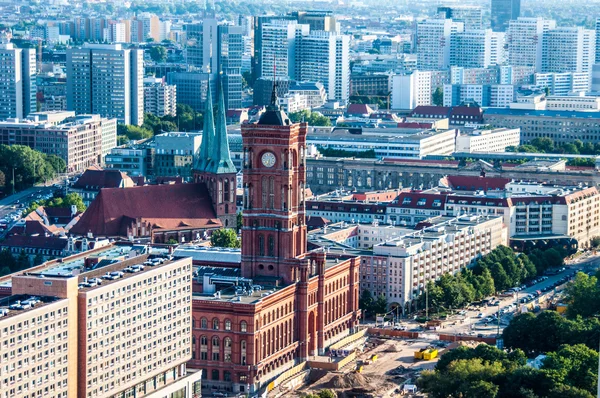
210;228;241;248
148;46;167;63
288;110;331;126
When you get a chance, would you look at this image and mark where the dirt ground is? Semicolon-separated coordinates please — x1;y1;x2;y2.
292;337;442;398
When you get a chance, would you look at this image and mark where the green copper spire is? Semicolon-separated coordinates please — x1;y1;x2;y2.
195;84;215;172
206;77;237;175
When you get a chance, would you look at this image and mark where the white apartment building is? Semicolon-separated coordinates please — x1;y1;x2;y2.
508;17;556;71
542;27;596;73
0;43;36;121
363;215;506;309
297;31;350;102
278;93;309;113
534;72;590;95
391;71;432;109
450;29;505;68
437;6;483;30
288;82;327;108
67;43;144;126
456;128;521;153
103;22;127;43
443;84;514;108
144;77;177;117
416;19;464;70
260;20;309;80
489;85;515;107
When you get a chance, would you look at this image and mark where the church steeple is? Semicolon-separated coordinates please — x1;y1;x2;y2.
205;77;237;175
195;84;215;172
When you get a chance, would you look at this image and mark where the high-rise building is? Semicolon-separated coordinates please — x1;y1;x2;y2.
184;20;243;109
391;71;433;109
252;15;297;81
416;19;464;70
595;18;600;64
450;29;505;68
103;21;128;43
542;27;596;73
297;31;350;102
507;17;556;71
437;6;483;30
292;10;339;32
259;20;309;80
0;43;36;120
131;13;160;43
491;0;521;32
144;77;177;117
534;72;590;95
67;43;144;125
166;71;215;112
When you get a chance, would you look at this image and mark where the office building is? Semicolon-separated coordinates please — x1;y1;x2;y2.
416;19;463;71
491;0;521;32
131;13;160;42
293;10;339;32
450;29;505;68
184;21;243;109
542;27;596;73
67;43;144;126
289;81;328;108
166;71;215;113
0;113;116;172
0;43;36;120
154;132;202;178
437;6;483;30
443;84;514;108
297;31;350;102
252;15;297;80
595;18;600;64
350;73;391;97
507;18;556;71
105;147;148;177
144;77;177;117
0;250;202;398
456;128;521;153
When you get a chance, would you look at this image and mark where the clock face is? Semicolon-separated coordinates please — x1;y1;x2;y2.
261;152;276;168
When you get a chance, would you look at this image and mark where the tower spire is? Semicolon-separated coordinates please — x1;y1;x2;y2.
206;75;236;174
195;82;215;172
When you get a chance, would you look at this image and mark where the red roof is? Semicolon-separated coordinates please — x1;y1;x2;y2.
409;106;451;118
73;168;133;190
450;106;483;117
389;192;448;210
70;183;220;237
397;122;433;129
346;103;374;116
443;175;510;191
0;235;68;251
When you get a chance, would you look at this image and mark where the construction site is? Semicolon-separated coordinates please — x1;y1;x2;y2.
266;328;494;398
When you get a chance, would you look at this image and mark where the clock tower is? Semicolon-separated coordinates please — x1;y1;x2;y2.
240;89;309;285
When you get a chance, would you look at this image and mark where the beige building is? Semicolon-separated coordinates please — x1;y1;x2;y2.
0;254;202;398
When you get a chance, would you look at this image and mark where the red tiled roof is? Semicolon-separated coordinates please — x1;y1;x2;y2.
444;175;510;191
73;168;133;190
409;106;451;117
397;122;433;129
450;106;483;117
346;104;374;116
445;195;511;207
389;192;448;210
70;183;220;237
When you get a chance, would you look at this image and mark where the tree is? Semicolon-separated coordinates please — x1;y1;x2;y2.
211;228;241;248
359;289;374;314
563;272;600;319
32;253;44;266
288;110;331;126
543;248;564;269
432;87;444;106
372;294;388;314
16;250;30;271
24;193;86;215
591;236;600;248
542;344;598;394
117;124;153;141
166;238;179;245
236;212;243;231
0;266;10;277
317;390;337;398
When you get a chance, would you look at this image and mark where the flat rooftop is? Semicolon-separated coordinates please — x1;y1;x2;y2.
0;294;63;322
173;245;241;264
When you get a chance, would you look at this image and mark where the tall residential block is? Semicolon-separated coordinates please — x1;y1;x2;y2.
507;17;556;71
491;0;521;32
391;71;433;109
450;29;505;68
542;27;596;73
416;19;464;71
0;43;36;120
259;20;309;80
144;77;177;117
67;43;144;126
298;31;350;103
437;6;483;30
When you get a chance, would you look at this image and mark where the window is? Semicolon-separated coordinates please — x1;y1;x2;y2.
240;321;247;332
201;318;207;329
402;197;412;205
225;320;231;331
258;235;265;256
212;319;219;330
268;236;275;257
212;370;219;381
224;371;232;382
212;337;220;347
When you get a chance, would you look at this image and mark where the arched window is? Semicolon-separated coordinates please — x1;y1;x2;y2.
225;319;232;331
224;370;232;382
212;336;220;347
212;318;219;330
240;321;247;332
224;178;230;202
258;235;265;256
201;369;207;380
262;177;268;208
212;369;220;381
201;336;208;346
218;179;223;203
201;317;208;329
269;177;275;209
224;337;232;362
268;235;275;257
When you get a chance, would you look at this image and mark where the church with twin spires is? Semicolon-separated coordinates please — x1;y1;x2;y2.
188;83;362;395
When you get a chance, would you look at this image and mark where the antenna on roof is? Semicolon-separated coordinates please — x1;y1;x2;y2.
270;54;278;107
